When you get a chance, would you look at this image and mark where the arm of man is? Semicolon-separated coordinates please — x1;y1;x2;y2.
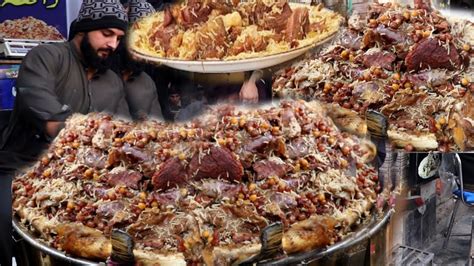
239;70;263;104
124;72;163;120
15;45;72;139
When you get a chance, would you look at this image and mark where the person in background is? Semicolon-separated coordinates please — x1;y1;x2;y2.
0;1;129;264
168;86;182;118
113;0;163;120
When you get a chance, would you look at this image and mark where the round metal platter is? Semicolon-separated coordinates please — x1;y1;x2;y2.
13;207;393;266
130;32;337;73
12;219;101;265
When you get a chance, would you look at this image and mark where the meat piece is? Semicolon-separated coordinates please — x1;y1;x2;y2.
151;189;182;208
96;201;125;218
166;31;183;58
151;24;178;52
253;159;290;180
229;34;268;56
270;192;298;210
285;7;310;42
106;169;142;189
98;119;114;137
199;180;241;199
375;25;405;44
244;134;274;153
181;0;211;27
310;19;327;33
56;224;111;260
405;38;461;71
362;50;396;70
282;216;338;254
84;183;108;198
121;144;151;163
83;148;106;169
340;30;362;50
435;20;450;33
188;146;243;182
228;26;242;42
163;7;173;27
287;137;310;159
238;1;270;26
209;0;233;15
197;17;228;59
152;157;188;191
406;70;448;88
261;1;292;32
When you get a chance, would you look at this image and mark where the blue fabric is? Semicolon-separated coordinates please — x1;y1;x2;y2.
453;189;474;204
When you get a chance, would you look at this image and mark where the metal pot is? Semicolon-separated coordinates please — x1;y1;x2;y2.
12;219;101;266
13;207;393;266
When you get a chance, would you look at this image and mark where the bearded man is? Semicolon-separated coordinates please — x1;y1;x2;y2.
0;1;130;264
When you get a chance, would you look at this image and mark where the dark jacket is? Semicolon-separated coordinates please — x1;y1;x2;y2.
0;42;129;174
125;72;163;120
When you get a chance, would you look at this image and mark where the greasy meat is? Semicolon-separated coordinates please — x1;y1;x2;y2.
285;7;310;43
405;38;462;71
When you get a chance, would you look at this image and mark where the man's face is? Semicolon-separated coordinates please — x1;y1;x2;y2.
80;28;125;72
169;94;181;106
87;28;125;59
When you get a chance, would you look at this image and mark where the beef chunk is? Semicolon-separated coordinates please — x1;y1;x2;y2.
84;148;107;169
362;50;396;70
152;158;188;191
188;146;243;182
197;17;228;59
253;159;290;180
375;25;405;44
262;0;293;32
405;38;461;71
151;189;182;207
285;7;310;42
151;24;178;52
244;134;275;153
106;169;142;189
340;30;362;50
163;7;173;27
181;0;211;27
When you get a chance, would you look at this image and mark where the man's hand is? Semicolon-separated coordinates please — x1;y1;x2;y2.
46;121;64;139
239;80;259;104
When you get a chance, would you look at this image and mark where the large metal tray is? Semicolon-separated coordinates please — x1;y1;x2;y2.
13;207;394;265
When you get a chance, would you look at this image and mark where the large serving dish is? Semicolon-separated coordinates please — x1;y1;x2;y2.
130;32;337;73
13;207;394;266
129;1;342;73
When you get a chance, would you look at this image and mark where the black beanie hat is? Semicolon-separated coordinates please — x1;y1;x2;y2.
128;0;155;24
75;0;129;33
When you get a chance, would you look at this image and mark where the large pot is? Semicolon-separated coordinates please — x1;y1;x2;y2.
12;207;393;266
